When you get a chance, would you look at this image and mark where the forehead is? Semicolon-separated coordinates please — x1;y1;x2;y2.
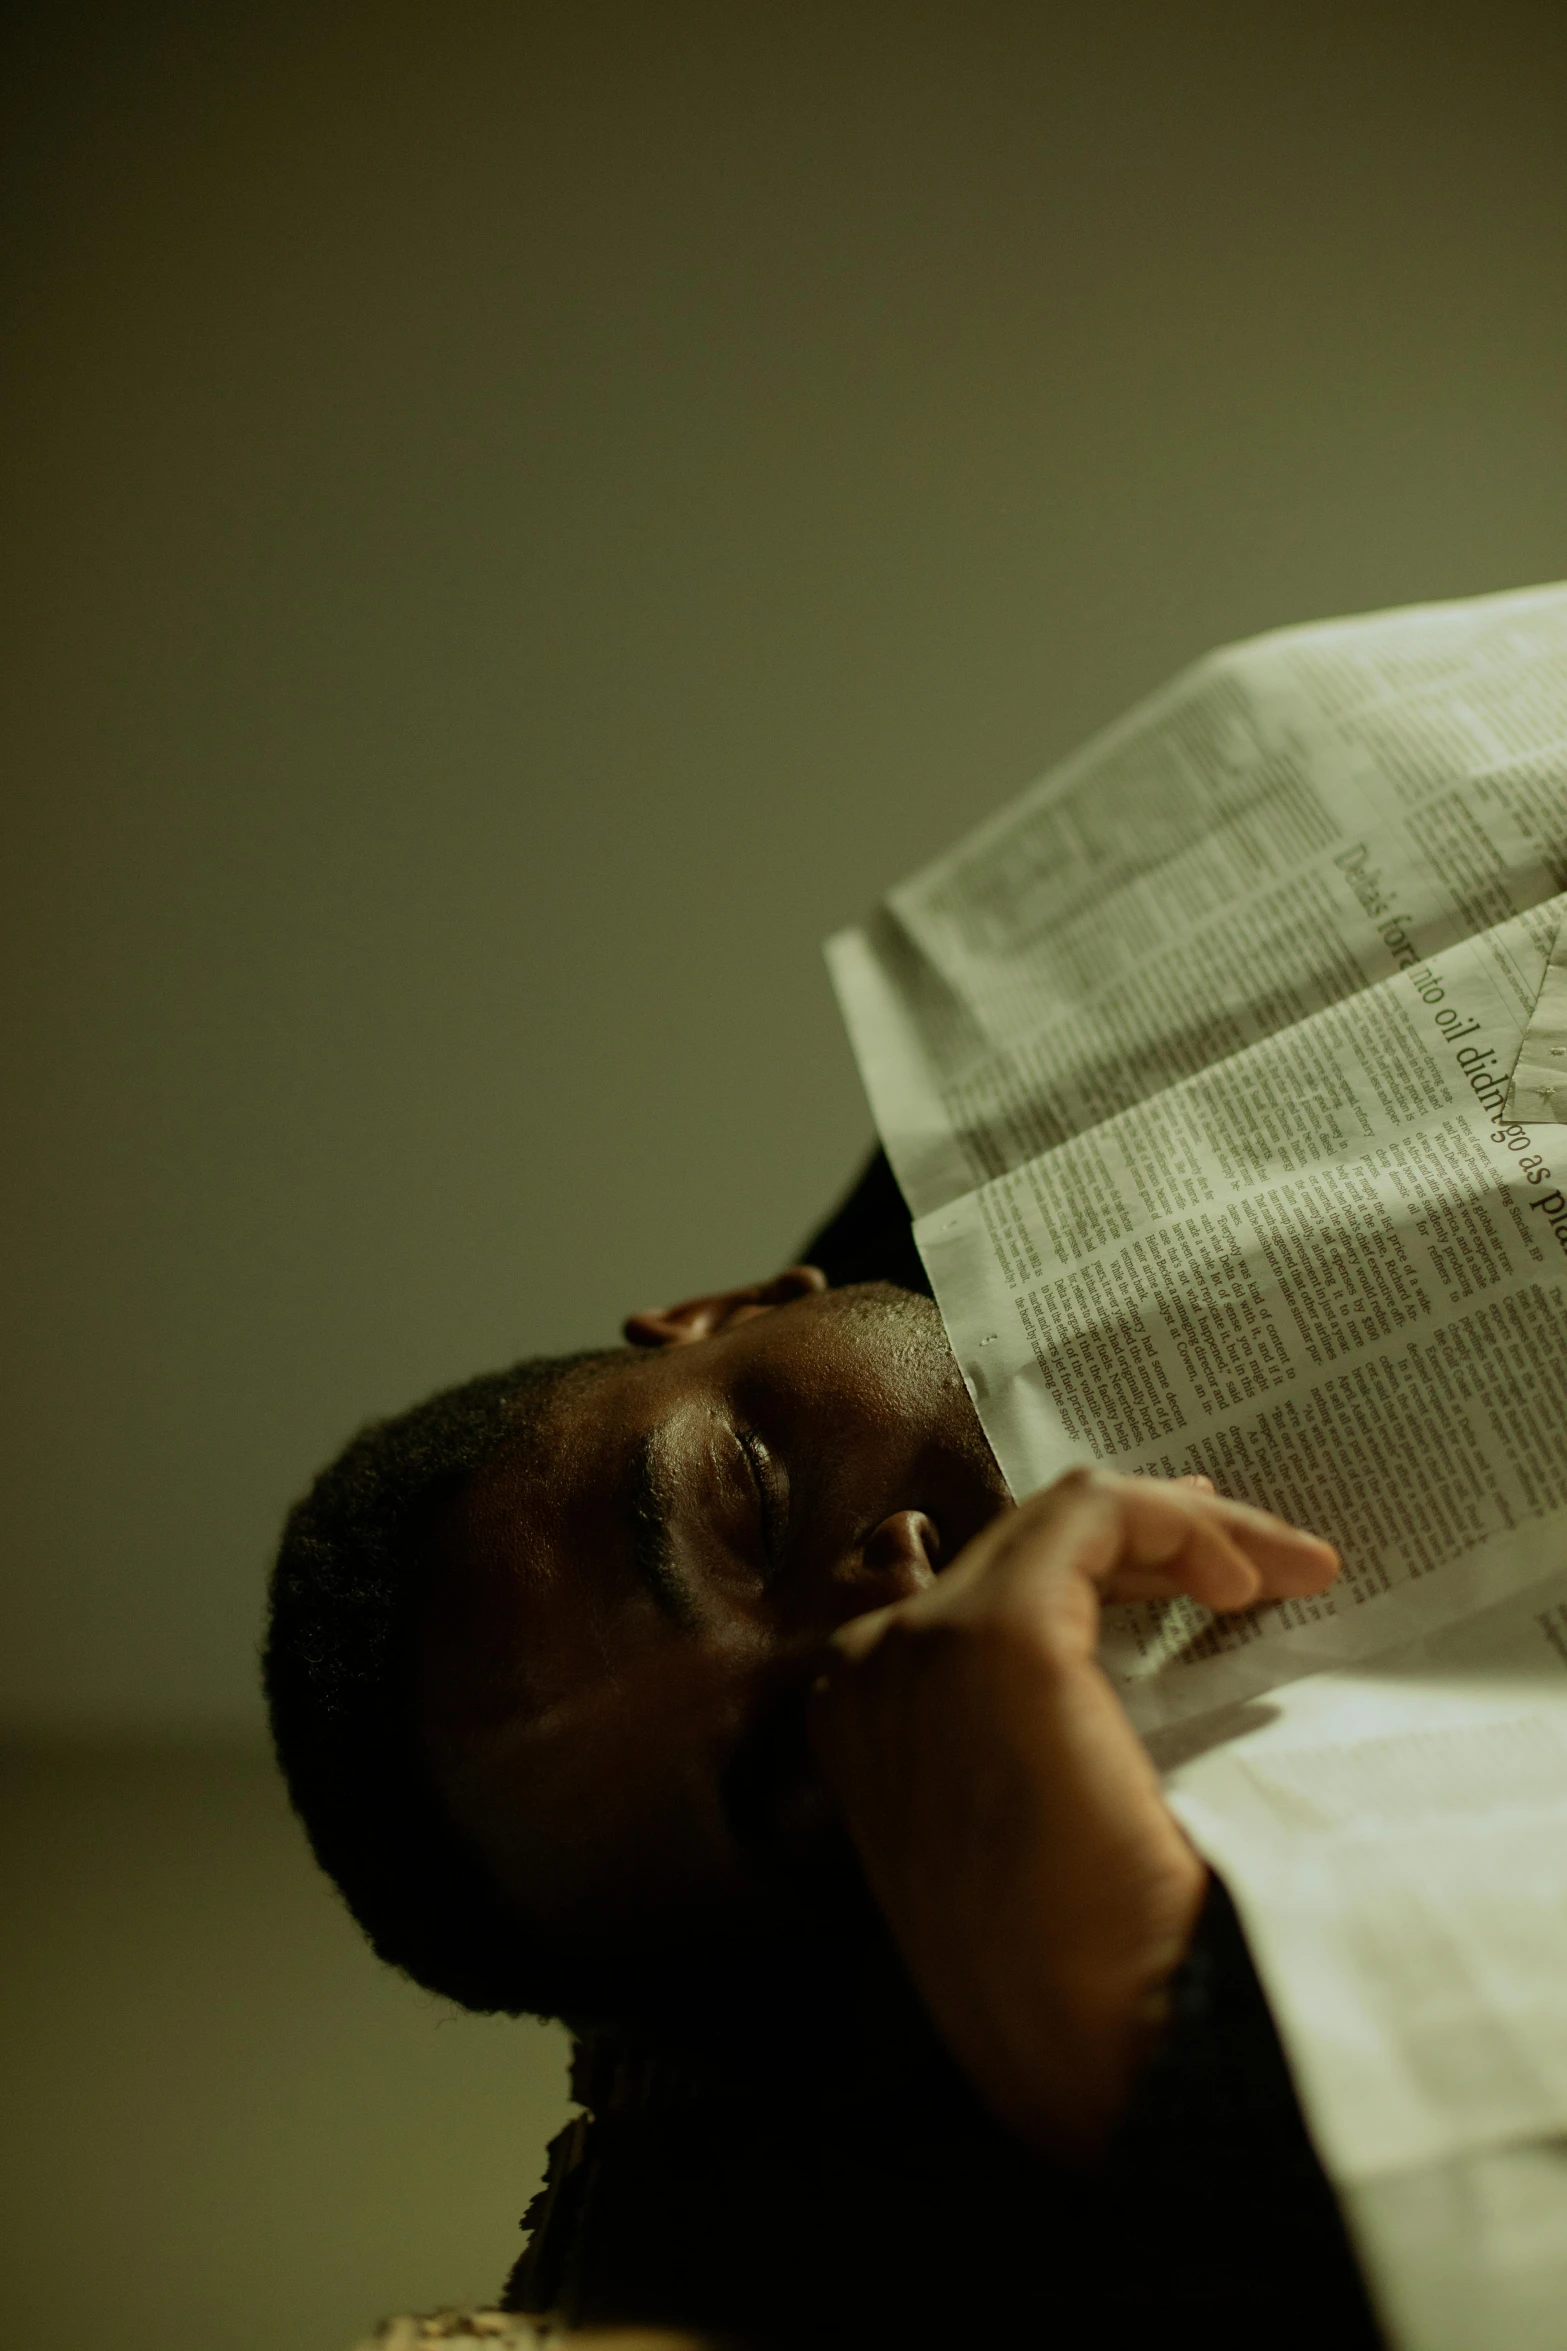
414;1344;771;1935
424;1282;944;1695
408;1282;985;1947
419;1331;789;1741
421;1351;652;1718
418;1279;950;1742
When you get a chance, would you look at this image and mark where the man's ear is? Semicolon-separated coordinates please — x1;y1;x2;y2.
622;1264;828;1349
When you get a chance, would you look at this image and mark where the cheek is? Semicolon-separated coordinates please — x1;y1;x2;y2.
514;1640;773;1937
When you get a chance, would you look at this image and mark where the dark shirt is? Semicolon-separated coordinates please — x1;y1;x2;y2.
503;1152;1385;2349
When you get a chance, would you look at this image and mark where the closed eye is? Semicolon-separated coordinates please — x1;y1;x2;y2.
737;1426;787;1576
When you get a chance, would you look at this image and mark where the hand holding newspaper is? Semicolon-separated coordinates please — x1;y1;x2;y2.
828;583;1567;2351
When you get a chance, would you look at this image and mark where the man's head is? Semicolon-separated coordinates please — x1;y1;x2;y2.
266;1268;1008;2040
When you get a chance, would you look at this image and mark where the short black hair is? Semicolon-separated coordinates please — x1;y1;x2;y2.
263;1350;613;2017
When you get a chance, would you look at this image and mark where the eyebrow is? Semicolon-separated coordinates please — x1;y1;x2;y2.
627;1425;702;1631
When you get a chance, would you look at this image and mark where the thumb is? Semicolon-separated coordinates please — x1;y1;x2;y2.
822;1601;901;1668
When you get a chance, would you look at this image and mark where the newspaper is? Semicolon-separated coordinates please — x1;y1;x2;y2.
827;583;1567;2346
1163;1571;1567;2351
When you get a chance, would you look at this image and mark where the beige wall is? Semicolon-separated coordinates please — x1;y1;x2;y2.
3;3;1566;2345
1;1744;571;2350
4;0;1565;1736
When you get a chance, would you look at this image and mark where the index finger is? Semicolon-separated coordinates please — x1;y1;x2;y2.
1093;1473;1340;1608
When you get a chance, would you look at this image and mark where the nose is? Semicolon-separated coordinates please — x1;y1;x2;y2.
859;1509;943;1599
